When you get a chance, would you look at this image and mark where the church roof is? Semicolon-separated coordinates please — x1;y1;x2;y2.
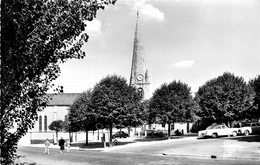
47;93;81;106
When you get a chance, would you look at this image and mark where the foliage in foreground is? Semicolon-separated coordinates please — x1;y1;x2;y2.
1;0;116;163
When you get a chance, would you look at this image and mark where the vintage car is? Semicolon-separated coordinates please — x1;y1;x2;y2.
112;131;129;138
198;123;239;138
238;122;260;136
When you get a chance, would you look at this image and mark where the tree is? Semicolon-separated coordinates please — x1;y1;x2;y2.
1;0;116;163
91;75;143;144
48;120;64;144
68;90;97;145
195;72;254;127
248;75;260;121
149;80;195;138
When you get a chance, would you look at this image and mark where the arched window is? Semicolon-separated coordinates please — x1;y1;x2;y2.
65;115;68;121
44;115;47;132
39;115;42;132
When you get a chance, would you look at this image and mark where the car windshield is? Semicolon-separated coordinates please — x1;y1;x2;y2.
206;125;216;130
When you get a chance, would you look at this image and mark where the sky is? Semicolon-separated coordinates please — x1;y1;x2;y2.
51;0;260;97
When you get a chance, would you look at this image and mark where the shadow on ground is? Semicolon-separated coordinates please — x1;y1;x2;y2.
197;134;260;142
72;133;199;148
135;133;198;142
71;141;134;149
14;156;37;165
223;134;260;142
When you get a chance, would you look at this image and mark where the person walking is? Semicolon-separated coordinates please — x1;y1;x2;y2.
65;139;70;153
58;137;65;153
44;139;50;154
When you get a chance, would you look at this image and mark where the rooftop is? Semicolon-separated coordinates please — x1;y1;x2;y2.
47;93;81;106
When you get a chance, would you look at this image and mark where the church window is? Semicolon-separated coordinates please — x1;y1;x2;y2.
44;115;47;132
39;115;42;132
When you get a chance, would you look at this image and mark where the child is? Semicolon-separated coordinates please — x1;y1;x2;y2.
65;139;70;153
44;138;50;154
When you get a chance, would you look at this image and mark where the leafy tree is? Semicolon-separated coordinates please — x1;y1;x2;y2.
248;75;260;121
195;72;254;127
48;120;64;144
149;80;195;138
68;90;97;145
140;99;151;125
91;75;143;144
1;0;116;163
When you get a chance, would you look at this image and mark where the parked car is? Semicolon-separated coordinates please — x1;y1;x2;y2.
146;129;166;137
170;129;183;136
198;123;239;138
112;131;129;138
238;122;260;136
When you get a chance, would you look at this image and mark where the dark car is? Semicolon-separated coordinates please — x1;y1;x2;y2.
238;122;260;135
112;131;129;138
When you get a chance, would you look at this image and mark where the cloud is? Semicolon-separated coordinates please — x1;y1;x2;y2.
86;19;102;36
84;19;106;46
141;4;165;21
170;60;195;69
126;0;165;21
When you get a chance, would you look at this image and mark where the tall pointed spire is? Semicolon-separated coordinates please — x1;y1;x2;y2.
130;11;150;99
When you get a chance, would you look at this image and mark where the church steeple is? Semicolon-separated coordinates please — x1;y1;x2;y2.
130;11;150;99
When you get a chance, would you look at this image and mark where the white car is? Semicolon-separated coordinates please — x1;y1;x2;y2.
198;123;239;138
238;122;260;136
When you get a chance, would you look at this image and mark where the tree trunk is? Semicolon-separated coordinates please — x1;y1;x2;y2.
56;132;58;145
187;122;190;133
109;123;113;146
128;127;131;137
168;122;171;139
86;130;88;145
109;123;113;147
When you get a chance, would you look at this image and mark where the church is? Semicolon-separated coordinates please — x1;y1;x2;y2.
129;11;150;100
19;12;191;145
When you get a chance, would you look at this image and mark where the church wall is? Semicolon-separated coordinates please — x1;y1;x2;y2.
19;105;70;146
31;106;69;133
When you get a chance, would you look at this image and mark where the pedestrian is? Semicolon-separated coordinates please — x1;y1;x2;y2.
58;137;65;153
65;139;70;153
44;138;50;154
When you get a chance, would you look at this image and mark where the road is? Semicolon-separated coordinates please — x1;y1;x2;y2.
17;135;260;165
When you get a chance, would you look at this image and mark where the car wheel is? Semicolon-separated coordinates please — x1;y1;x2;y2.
232;131;237;137
244;130;250;136
212;133;217;138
